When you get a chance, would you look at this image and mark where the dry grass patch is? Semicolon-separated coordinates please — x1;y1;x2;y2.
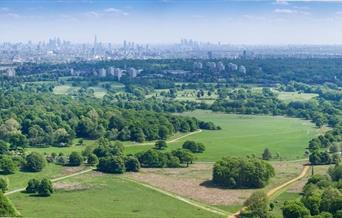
54;182;91;192
126;161;306;206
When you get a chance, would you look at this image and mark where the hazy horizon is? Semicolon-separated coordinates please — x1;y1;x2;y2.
2;0;342;45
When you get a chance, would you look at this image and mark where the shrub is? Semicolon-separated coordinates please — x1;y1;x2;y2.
87;154;98;166
154;140;167;150
68;151;83;166
182;141;205;153
26;178;40;193
136;149;167;168
212;156;275;188
97;156;125;174
0;177;8;192
25;152;46;172
0;156;17;174
38;178;54;197
282;200;310;218
124;156;140;172
0;192;18;217
241;191;269;218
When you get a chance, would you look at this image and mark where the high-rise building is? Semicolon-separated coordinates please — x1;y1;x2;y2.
98;68;106;77
239;65;247;74
217;61;225;72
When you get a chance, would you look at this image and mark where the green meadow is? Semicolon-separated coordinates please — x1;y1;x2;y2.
125;110;320;161
9;173;223;218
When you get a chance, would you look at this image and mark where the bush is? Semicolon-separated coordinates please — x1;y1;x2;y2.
282;200;310;218
171;149;195;167
182;141;205;153
38;178;53;197
124;156;140;172
0;156;17;174
87;154;98;166
0;177;8;192
26;178;40;193
25;152;46;172
154;140;167;150
136;149;167;168
0;192;18;217
241;191;269;218
68;151;83;166
212;156;275;188
97;156;125;174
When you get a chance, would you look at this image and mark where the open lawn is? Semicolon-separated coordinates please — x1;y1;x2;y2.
274;91;318;103
2;163;88;192
126;110;320;161
9;172;223;218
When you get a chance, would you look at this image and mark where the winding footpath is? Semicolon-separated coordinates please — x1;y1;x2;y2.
127;129;203;146
228;164;310;218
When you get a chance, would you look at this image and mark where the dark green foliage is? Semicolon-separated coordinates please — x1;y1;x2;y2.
25;152;46;172
97;156;125;174
262;148;272;160
124;156;140;172
68;151;83;166
171;149;195;167
26;178;40;193
154;140;167;150
0;178;8;192
0;140;9;155
0;192;18;217
212;156;275;188
282;201;310;218
38;178;54;197
182;141;205;153
0;156;17;174
87;154;98;166
241;191;269;218
329;165;342;181
136;149;167;168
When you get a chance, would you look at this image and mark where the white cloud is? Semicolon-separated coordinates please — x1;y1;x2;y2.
103;8;128;16
0;7;10;11
274;8;310;15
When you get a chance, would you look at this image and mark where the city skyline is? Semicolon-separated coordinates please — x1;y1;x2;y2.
2;0;342;45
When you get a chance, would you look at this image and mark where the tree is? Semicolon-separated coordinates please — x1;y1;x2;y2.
171;149;194;167
0;177;8;192
0;140;9;155
262;148;272;160
124;156;140;172
158;126;169;140
97;156;125;174
182;141;206;153
25;152;46;172
241;191;269;218
68;151;83;166
155;140;167;150
87;154;98;166
282;200;310;218
212;156;275;188
0;156;17;174
26;178;40;193
136;149;167;168
38;178;54;197
0;192;19;217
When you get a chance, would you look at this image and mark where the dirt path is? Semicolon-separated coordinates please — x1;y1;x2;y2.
4;168;94;196
121;176;227;217
228;165;310;218
127;129;203;146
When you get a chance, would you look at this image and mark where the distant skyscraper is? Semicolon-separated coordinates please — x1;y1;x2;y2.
207;51;213;59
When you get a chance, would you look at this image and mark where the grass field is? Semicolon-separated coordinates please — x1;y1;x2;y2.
275;91;318;103
9;172;223;218
126;110;320;161
2;163;89;192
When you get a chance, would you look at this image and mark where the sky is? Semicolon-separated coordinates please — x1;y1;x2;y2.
1;0;342;44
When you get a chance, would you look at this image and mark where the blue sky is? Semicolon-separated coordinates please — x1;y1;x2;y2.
1;0;342;44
